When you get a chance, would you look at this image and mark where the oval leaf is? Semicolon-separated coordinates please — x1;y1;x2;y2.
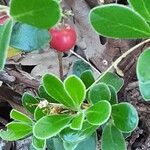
0;122;32;141
10;0;61;29
112;102;139;132
137;49;150;100
128;0;150;23
64;75;86;109
10;22;50;51
108;85;118;105
90;4;150;38
42;74;77;110
22;93;39;114
70;112;84;130
86;100;111;125
33;115;72;139
99;72;124;92
34;106;46;121
32;136;46;150
0;19;13;70
102;122;126;150
10;109;33;124
89;83;111;104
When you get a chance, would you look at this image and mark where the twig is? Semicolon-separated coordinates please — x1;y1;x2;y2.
57;51;64;81
87;39;150;92
70;50;101;74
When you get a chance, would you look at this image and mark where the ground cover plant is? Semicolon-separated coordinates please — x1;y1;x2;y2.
0;0;150;150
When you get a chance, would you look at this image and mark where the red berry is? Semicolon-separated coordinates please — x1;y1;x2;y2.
49;25;77;52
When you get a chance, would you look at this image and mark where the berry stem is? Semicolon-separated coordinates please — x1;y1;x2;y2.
70;50;101;75
57;51;64;81
87;38;150;92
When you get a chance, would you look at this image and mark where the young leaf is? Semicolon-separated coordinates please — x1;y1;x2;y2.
64;75;86;109
86;100;111;126
0;122;32;141
10;22;50;51
38;85;57;103
90;4;150;38
10;109;33;124
112;102;139;132
108;85;118;105
22;93;39;114
32;136;46;150
63;141;78;150
42;74;77;110
89;83;111;104
99;72;124;92
70;112;84;130
128;0;150;23
0;19;13;70
137;49;150;100
60;121;98;143
10;0;61;29
102;122;126;150
80;70;95;88
34;106;46;121
33;115;72;139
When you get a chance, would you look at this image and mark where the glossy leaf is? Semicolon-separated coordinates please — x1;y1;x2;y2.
34;107;46;121
10;0;61;29
137;49;150;100
99;72;124;92
86;100;111;125
64;75;86;109
102;122;126;150
108;85;118;105
70;112;84;130
112;102;139;132
22;93;39;114
42;74;77;110
38;86;57;103
0;19;13;70
10;109;33;124
32;136;46;150
33;115;72;139
89;83;111;104
0;122;32;141
10;23;50;51
90;4;150;38
60;121;98;143
128;0;150;23
80;70;95;88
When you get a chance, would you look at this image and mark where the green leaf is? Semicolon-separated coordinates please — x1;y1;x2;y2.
34;106;46;121
89;83;111;104
102;122;126;150
60;121;98;143
32;136;46;150
0;122;32;141
70;112;84;130
10;22;50;51
128;0;150;23
99;72;124;92
108;85;118;105
64;75;86;109
10;109;33;124
0;19;13;70
10;0;61;29
63;142;78;150
42;74;77;110
22;93;39;114
137;49;150;100
80;70;95;88
112;102;139;132
38;86;57;103
86;100;111;125
33;115;72;139
72;60;92;77
90;4;150;38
